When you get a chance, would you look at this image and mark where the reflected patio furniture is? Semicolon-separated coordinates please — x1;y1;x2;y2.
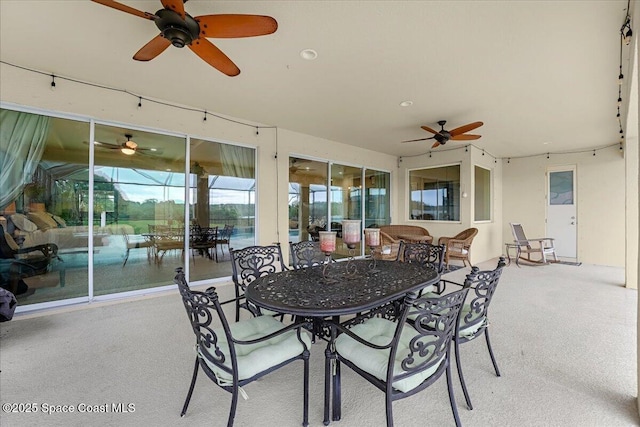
425;257;507;410
0;224;65;294
174;267;311;427
147;227;185;264
509;223;558;265
331;288;469;427
230;243;288;322
438;228;478;269
215;224;234;261
189;225;218;263
121;229;153;267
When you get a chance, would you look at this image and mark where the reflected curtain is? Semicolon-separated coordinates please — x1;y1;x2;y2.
219;144;255;179
0;110;50;210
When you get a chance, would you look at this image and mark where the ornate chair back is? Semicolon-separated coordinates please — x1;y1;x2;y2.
333;288;470;427
230;243;287;321
451;257;507;411
398;242;446;274
289;241;327;269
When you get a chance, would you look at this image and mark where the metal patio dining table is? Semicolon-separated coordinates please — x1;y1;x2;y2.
245;259;439;425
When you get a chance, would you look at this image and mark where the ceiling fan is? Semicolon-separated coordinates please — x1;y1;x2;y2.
91;0;278;76
89;134;160;156
402;120;483;149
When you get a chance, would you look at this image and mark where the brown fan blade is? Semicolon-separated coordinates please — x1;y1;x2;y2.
420;125;440;135
195;15;278;38
431;141;441;149
189;38;240;76
161;0;185;20
91;0;157;20
133;35;171;61
401;137;435;143
451;134;482;141
449;121;483;137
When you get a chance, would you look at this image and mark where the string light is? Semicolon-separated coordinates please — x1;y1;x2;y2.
507;158;510;164
547;153;550;159
616;0;632;142
256;127;259;136
203;110;207;122
137;97;142;109
593;150;596;157
1;61;277;133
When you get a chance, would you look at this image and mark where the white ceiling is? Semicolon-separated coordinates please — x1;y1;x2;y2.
0;0;633;159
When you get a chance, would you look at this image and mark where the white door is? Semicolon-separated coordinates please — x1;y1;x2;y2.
546;166;577;259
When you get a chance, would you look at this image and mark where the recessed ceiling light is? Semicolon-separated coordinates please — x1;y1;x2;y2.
300;49;318;60
543;142;552;145
150;148;157;152
399;100;413;107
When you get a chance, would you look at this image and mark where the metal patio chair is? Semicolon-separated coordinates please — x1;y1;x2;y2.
174;267;311;427
330;288;470;427
230;243;288;322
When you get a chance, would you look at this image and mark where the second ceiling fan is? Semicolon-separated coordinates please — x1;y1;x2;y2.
402;120;483;149
91;0;278;76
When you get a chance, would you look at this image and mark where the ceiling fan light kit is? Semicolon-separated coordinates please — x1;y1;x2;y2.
91;0;278;76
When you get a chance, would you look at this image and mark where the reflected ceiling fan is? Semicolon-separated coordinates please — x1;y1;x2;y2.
289;158;315;173
88;134;161;156
402;120;483;149
91;0;278;76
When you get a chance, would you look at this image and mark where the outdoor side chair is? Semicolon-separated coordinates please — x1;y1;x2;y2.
431;257;507;410
230;243;288;322
174;267;311;427
330;288;470;427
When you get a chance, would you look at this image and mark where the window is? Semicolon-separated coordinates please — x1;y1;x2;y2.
474;165;491;221
288;158;390;261
0;106;259;308
409;165;460;221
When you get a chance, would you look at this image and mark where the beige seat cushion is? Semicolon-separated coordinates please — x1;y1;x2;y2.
27;212;59;230
11;213;38;232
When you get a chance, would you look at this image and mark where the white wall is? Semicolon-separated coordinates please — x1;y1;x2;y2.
502;147;626;267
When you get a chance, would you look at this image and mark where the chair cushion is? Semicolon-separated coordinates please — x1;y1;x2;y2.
10;214;38;232
406;299;486;339
335;317;444;393
199;315;311;385
448;247;468;255
458;304;486;338
27;212;58;230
